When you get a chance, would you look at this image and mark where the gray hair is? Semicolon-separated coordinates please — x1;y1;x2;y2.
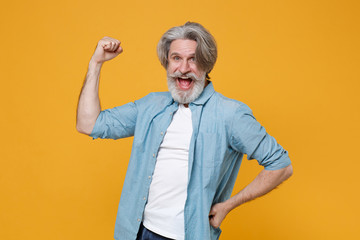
157;22;217;80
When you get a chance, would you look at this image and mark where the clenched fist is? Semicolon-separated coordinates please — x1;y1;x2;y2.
91;37;123;64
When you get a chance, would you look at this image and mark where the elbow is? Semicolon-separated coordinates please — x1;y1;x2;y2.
284;164;293;179
76;112;99;135
76;122;93;135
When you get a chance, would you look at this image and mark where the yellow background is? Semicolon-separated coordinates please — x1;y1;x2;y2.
1;0;359;239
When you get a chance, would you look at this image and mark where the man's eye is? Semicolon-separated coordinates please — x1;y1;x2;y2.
190;57;195;62
174;56;180;60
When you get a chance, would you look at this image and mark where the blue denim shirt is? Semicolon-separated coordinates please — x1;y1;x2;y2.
90;82;291;240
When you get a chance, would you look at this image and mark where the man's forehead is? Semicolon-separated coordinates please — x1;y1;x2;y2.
168;39;197;55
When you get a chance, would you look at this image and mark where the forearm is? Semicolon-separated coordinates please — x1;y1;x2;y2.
225;164;293;211
76;59;103;135
209;164;293;228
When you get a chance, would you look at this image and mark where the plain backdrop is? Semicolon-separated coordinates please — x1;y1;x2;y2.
1;0;359;239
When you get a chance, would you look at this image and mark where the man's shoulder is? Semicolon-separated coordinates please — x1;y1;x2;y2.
136;91;172;104
133;91;173;112
211;91;252;113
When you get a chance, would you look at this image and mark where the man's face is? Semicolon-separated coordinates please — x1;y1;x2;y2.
167;39;206;104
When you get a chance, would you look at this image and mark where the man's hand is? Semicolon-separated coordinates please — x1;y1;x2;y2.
208;165;293;229
209;201;230;229
91;37;123;64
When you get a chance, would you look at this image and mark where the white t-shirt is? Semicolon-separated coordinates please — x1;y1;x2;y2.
143;104;193;240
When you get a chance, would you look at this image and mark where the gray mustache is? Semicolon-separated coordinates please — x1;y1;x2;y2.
168;71;201;81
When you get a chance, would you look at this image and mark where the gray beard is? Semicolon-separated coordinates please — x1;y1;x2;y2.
167;71;206;104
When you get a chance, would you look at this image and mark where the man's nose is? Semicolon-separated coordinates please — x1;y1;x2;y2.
179;60;190;74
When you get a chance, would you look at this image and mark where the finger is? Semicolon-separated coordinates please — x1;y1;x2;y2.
209;207;215;216
108;41;115;51
209;217;219;228
112;42;120;52
103;43;111;50
209;218;214;227
104;42;116;52
112;41;119;52
115;46;123;54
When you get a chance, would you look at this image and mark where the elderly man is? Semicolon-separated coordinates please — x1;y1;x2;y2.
77;22;293;240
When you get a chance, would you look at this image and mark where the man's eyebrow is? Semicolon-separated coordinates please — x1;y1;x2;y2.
169;52;180;57
169;52;195;57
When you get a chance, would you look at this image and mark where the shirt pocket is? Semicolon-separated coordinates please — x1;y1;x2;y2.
194;132;222;169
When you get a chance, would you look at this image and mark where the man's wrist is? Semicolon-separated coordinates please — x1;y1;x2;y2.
224;194;244;213
222;199;234;214
89;58;103;69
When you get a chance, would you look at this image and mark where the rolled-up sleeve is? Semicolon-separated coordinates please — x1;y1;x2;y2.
90;102;138;140
230;104;291;170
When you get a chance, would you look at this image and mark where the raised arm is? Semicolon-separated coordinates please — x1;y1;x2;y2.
209;164;293;228
76;37;123;135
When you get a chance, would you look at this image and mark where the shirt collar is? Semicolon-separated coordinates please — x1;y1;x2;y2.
190;81;215;106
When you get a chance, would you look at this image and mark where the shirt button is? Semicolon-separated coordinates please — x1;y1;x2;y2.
160;132;164;135
148;176;151;179
152;153;155;157
137;218;141;222
143;197;146;200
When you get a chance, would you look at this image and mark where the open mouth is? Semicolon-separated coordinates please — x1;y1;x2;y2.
177;77;194;90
